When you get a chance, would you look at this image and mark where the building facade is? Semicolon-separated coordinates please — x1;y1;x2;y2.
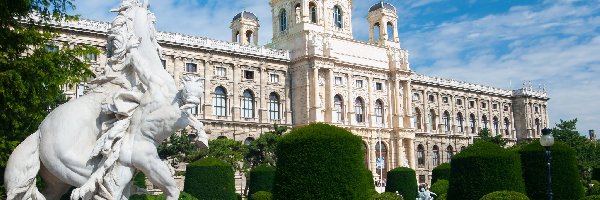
49;0;549;191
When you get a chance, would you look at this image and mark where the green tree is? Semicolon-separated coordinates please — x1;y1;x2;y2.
206;138;247;173
157;130;200;163
552;119;600;182
475;128;507;147
0;0;97;196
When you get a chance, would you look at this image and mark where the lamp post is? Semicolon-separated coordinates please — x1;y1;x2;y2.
540;128;554;200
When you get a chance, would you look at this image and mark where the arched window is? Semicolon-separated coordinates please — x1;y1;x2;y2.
355;97;364;123
446;145;454;162
245;30;253;44
269;92;280;120
428;109;437;131
456;112;464;133
294;3;301;23
443;111;451;132
469;114;476;134
333;5;343;28
334;94;344;122
432;145;440;166
417;144;425;168
504;117;510;136
481;115;488;129
279;9;287;32
309;2;317;23
414;108;422;129
535;118;541;136
235;31;240;43
244;137;255;145
374;99;384;125
375;141;388;179
493;117;499;135
373;22;380;41
213;86;227;116
242;90;254;118
387;22;394;41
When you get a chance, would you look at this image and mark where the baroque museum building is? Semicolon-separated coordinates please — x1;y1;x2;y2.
50;0;549;188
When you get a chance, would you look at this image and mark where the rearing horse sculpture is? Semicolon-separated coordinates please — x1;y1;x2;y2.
3;1;207;200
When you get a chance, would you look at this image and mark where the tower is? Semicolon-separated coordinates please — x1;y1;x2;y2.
367;1;399;46
230;11;260;46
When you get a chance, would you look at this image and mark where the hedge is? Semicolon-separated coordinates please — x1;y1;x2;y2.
430;179;449;196
183;157;236;200
370;192;403;200
248;165;276;198
385;167;417;200
518;141;584;200
582;195;600;200
589;180;600;196
593;168;600;182
431;163;451;184
479;191;529;200
272;123;375;200
128;192;198;200
251;191;273;200
447;141;525;200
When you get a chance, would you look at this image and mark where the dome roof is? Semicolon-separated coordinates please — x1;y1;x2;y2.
369;2;396;12
232;11;258;21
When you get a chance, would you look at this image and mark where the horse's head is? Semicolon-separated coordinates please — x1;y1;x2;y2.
180;75;204;105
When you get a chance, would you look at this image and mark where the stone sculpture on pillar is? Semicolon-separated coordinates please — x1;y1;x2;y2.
3;0;208;200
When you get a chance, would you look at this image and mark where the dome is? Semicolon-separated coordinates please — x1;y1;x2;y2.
369;2;396;12
232;11;258;21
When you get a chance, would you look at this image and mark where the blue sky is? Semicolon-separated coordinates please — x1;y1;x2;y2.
71;0;600;135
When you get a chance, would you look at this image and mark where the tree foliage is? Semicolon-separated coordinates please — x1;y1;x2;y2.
206;138;247;173
157;130;200;163
0;0;97;196
552;119;600;182
474;128;507;147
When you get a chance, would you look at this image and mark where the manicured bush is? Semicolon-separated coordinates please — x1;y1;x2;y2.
385;167;417;200
518;141;584;200
248;165;276;198
251;191;273;200
133;172;146;189
370;192;403;200
582;195;600;200
447;141;525;200
430;179;449;196
128;192;198;200
431;163;451;184
183;157;236;200
590;180;600;196
479;191;529;200
272;123;374;200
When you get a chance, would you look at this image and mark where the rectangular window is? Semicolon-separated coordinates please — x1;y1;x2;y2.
375;82;383;91
244;70;254;80
456;99;462;105
185;63;197;73
492;104;498;110
356;80;363;88
86;53;97;62
419;175;426;184
534;106;539;113
270;74;279;83
188;105;199;115
504;105;509;111
469;101;475;108
428;95;435;102
482;102;487;108
161;60;166;69
442;96;449;103
215;66;226;77
335;77;343;85
76;83;85;98
413;93;420;101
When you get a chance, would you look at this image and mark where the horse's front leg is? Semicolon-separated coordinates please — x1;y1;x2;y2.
131;140;180;200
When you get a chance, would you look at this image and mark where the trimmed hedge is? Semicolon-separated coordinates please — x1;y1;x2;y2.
430;179;449;196
447;141;525;200
251;191;273;200
431;163;451;184
128;192;198;200
370;192;403;200
272;123;375;200
479;191;529;200
183;157;236;200
385;167;417;200
518;141;584;200
582;195;600;200
248;165;276;198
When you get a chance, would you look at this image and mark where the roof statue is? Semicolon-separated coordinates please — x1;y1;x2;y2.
3;0;208;199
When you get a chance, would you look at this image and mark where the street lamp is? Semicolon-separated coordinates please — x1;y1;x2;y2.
540;128;554;200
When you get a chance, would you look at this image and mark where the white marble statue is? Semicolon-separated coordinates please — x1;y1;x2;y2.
3;1;208;200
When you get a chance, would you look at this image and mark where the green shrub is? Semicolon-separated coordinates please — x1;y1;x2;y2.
593;169;600;182
518;141;584;200
430;179;449;196
272;123;374;200
370;192;403;200
582;195;600;200
133;172;146;189
385;167;417;200
479;191;529;200
183;157;236;200
588;180;600;195
128;192;197;200
431;163;451;184
251;191;273;200
248;165;276;198
447;141;525;200
437;193;447;200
